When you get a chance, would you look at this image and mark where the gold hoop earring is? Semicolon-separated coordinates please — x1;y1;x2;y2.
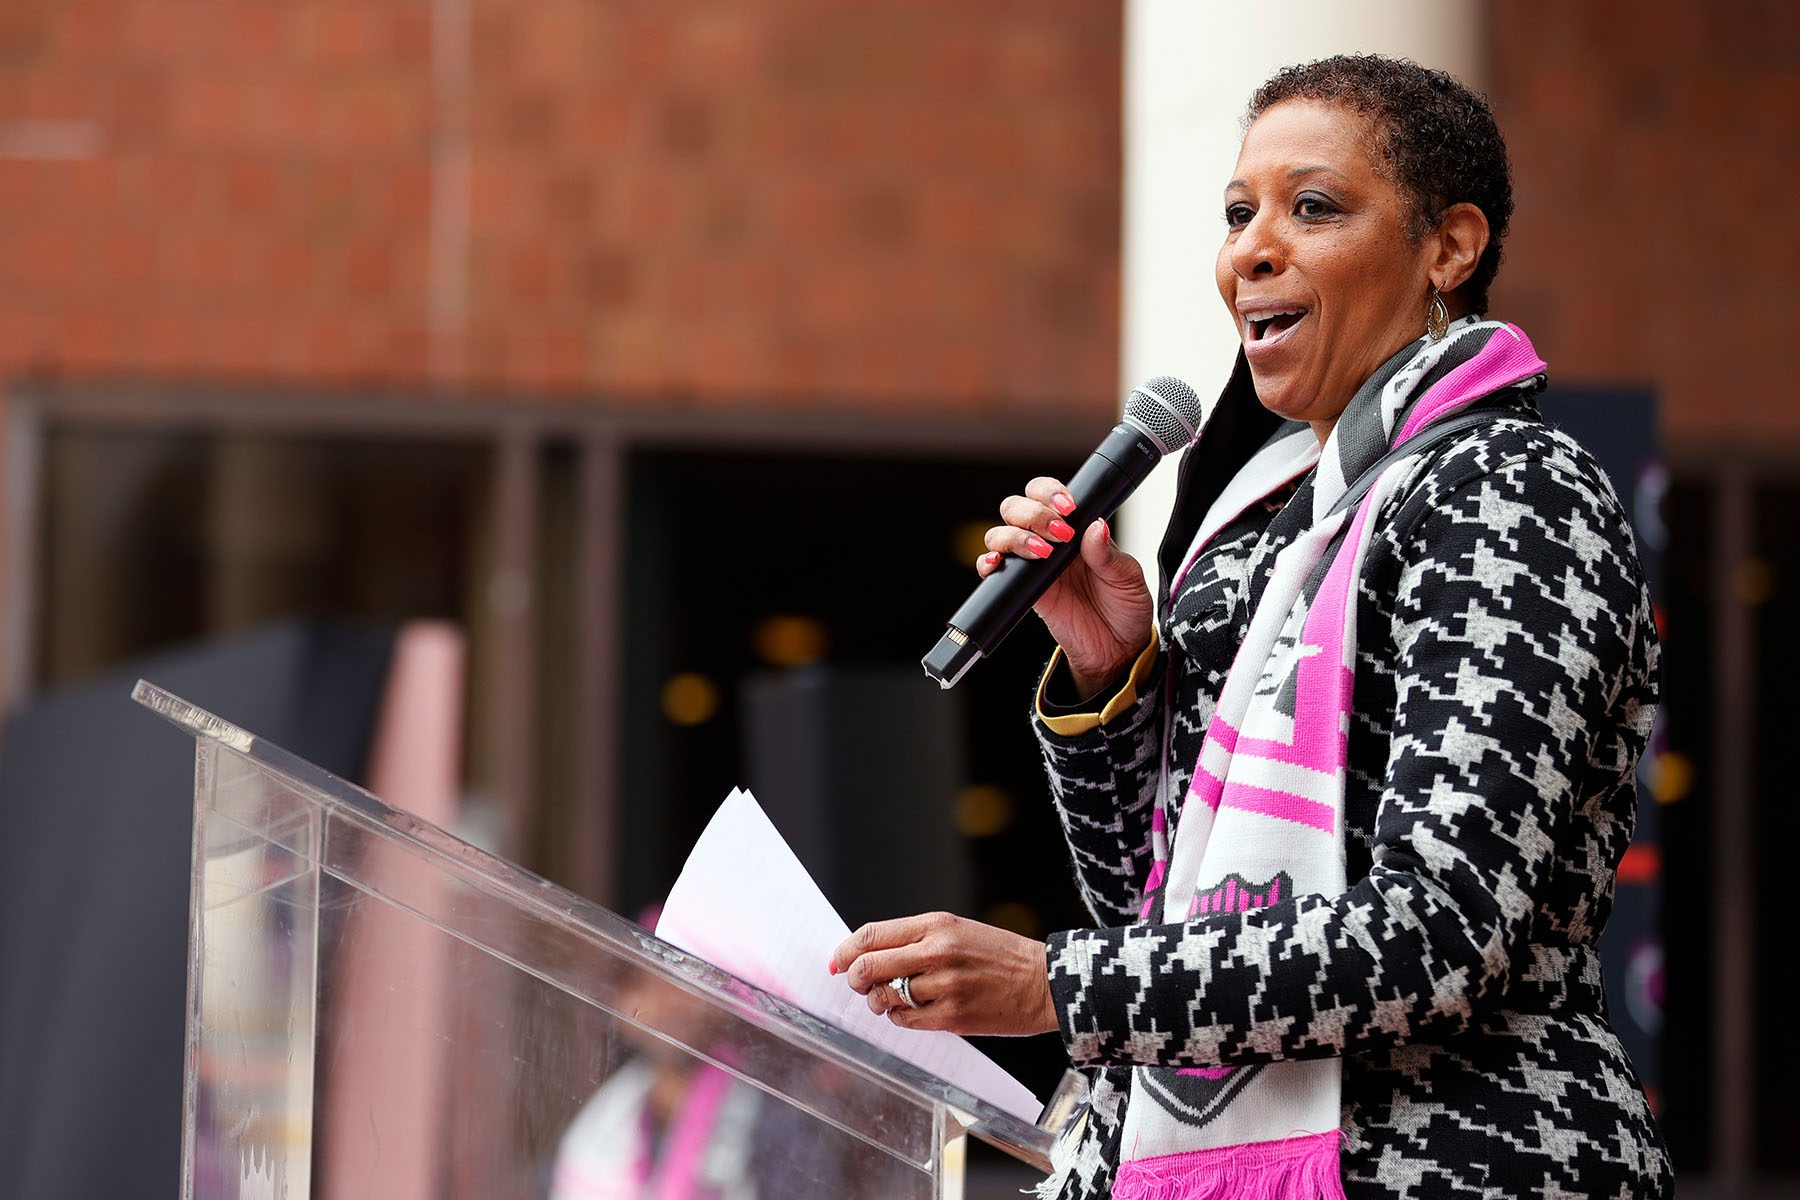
1426;288;1450;342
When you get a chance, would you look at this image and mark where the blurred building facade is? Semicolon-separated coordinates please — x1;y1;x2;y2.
0;0;1795;1193
0;0;1119;404
0;0;1124;915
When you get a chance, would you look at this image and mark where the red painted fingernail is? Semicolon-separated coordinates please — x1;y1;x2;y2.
1048;518;1075;542
827;959;837;975
984;551;1001;566
1099;520;1111;545
1052;492;1076;515
1026;535;1052;557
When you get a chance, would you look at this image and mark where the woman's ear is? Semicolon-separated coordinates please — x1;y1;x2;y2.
1429;202;1490;300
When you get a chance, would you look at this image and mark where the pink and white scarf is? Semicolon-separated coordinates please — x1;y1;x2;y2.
1110;319;1548;1199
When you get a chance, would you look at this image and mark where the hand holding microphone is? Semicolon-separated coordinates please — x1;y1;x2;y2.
922;377;1204;688
976;478;1153;697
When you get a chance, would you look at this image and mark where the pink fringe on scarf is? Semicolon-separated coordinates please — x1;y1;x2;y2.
1111;1132;1347;1200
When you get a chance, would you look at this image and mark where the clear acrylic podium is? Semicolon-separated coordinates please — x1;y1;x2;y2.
136;681;1066;1199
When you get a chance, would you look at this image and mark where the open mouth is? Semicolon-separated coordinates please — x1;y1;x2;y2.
1246;308;1308;342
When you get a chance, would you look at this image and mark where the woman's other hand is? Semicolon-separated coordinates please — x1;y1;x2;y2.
979;476;1153;695
829;912;1058;1037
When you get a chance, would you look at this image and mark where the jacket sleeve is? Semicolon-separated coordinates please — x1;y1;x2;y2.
1033;635;1168;928
1045;449;1659;1068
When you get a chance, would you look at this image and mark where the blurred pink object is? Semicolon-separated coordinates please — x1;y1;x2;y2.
321;622;466;1200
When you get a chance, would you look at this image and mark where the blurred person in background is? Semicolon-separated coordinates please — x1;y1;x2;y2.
553;910;889;1199
553;906;764;1200
832;54;1669;1198
551;980;762;1199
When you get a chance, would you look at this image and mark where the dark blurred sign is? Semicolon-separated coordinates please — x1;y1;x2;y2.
1541;388;1665;1106
0;622;393;1200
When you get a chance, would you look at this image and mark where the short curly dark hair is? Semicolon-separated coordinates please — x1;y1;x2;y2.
1248;54;1512;315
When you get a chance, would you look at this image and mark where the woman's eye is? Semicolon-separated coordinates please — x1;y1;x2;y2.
1224;204;1253;228
1295;194;1336;219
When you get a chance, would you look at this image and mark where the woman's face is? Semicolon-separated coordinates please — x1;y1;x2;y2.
1215;100;1438;439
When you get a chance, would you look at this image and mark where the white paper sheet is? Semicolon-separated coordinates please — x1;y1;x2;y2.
656;788;1043;1124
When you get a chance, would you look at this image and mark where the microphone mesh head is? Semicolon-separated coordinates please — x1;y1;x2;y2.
1123;376;1203;456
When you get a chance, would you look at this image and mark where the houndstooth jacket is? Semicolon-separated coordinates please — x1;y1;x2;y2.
1032;371;1672;1198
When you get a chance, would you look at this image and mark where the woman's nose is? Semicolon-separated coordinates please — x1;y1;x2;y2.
1230;211;1286;280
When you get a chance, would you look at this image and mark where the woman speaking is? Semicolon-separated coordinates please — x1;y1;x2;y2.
830;54;1670;1198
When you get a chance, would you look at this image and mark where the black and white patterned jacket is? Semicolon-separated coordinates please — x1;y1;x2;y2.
1033;383;1672;1198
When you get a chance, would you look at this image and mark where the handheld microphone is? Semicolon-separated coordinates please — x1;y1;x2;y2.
921;376;1204;688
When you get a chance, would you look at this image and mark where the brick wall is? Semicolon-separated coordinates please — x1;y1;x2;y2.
9;2;1796;445
0;1;1122;415
1486;0;1799;448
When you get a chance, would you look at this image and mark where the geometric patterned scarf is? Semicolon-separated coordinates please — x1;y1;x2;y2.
1111;319;1547;1199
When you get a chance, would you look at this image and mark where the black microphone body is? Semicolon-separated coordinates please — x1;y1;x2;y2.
921;421;1167;689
